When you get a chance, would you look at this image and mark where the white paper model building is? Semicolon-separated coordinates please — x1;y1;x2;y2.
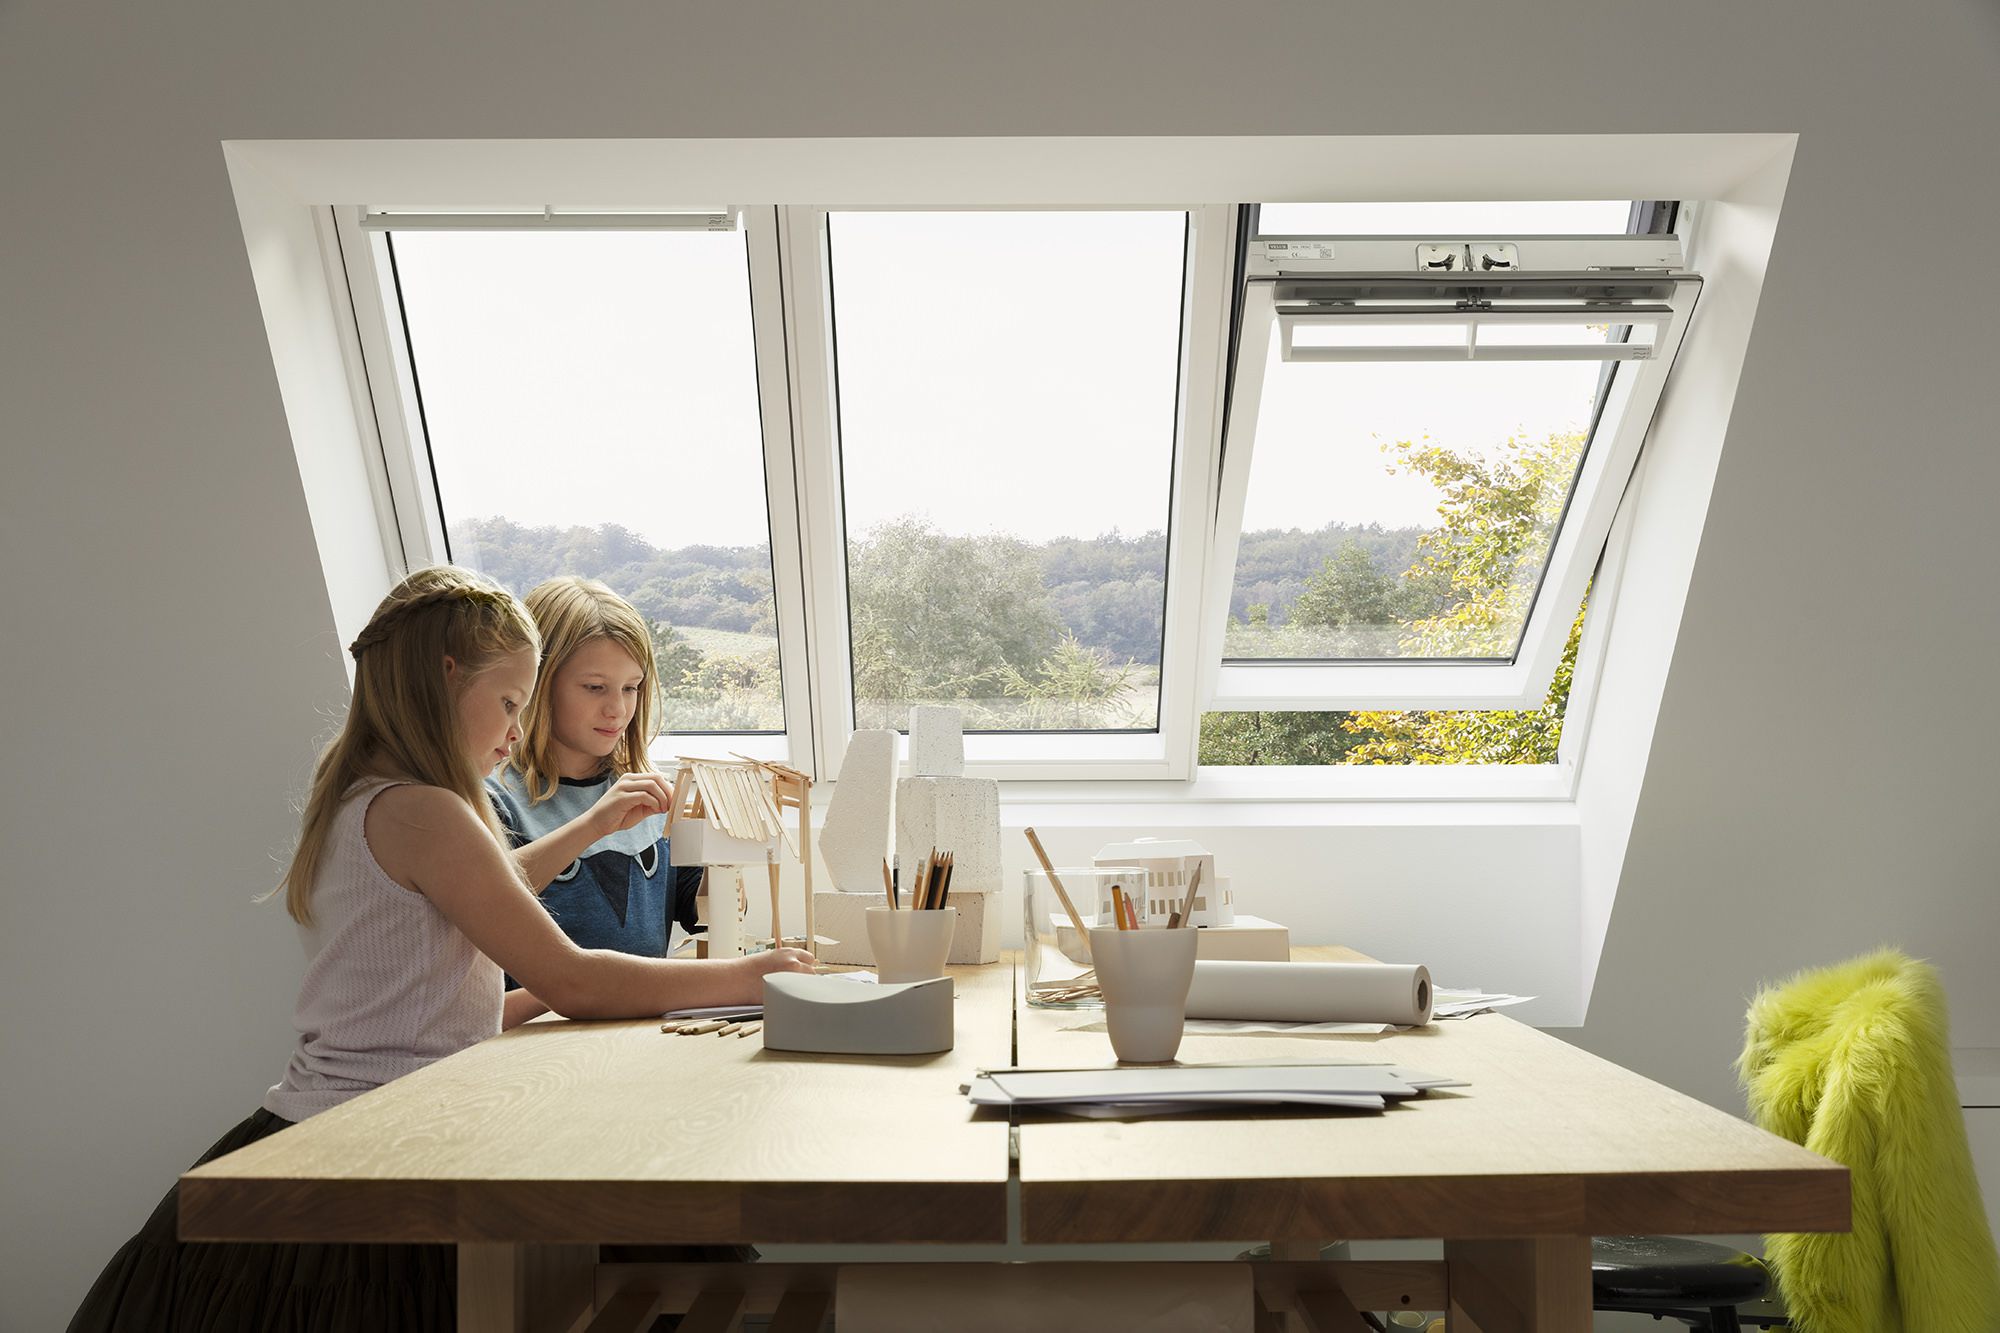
1091;837;1235;928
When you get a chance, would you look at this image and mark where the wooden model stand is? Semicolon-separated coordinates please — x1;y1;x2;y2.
665;756;815;956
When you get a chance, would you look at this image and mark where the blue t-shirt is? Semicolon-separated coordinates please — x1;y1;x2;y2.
487;768;697;989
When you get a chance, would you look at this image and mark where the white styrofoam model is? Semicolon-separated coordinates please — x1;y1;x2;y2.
809;891;878;966
1092;837;1234;927
908;705;965;777
896;776;1000;894
897;775;1001;964
819;728;896;893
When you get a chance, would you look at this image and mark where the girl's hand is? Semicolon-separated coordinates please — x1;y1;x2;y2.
589;773;676;838
739;947;816;985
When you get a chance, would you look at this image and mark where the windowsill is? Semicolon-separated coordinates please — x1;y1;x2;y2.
654;732;1577;809
1000;762;1580;824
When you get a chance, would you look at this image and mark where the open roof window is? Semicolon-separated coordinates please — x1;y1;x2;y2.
1206;203;1696;713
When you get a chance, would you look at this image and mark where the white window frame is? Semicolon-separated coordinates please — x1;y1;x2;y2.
1201;230;1700;714
328;205;816;769
324;197;1699;789
780;204;1237;782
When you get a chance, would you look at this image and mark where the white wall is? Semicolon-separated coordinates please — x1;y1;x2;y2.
5;2;1999;1326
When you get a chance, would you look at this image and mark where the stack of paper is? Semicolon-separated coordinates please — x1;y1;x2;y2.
964;1061;1465;1118
1431;989;1537;1019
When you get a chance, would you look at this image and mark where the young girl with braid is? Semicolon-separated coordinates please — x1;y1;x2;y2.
69;566;812;1333
487;576;708;1028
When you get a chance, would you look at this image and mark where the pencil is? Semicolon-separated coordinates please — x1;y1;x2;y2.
1024;827;1093;960
1174;861;1204;929
882;857;895;910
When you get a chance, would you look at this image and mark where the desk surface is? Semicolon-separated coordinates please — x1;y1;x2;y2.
182;948;1847;1251
181;962;1015;1245
1017;949;1848;1243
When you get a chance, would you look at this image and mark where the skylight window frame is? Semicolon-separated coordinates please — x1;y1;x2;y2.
1202;231;1701;713
782;203;1237;781
328;204;815;768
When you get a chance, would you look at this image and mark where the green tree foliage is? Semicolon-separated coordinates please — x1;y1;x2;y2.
846;518;1065;722
1340;599;1584;765
1199;428;1590;767
454;422;1588;753
648;621;705;690
996;632;1138;730
1198;709;1375;766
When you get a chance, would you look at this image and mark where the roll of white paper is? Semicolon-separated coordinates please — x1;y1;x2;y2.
1184;960;1433;1026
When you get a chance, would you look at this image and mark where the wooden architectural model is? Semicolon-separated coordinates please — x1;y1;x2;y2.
665;756;815;956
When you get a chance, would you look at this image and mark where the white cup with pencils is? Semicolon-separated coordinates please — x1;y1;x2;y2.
866;908;957;984
867;847;959;984
1088;920;1199;1064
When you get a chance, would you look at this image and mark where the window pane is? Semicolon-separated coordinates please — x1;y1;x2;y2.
1227;200;1636;665
389;230;784;732
827;212;1186;732
1201;594;1590;767
1226;349;1604;661
1259;200;1635;234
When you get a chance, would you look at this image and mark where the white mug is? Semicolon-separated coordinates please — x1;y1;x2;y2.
1087;926;1199;1063
866;907;958;985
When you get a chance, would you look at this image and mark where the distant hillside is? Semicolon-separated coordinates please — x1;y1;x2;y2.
450;515;1430;668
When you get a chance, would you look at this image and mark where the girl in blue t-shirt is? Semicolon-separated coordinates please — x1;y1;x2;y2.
489;576;699;1028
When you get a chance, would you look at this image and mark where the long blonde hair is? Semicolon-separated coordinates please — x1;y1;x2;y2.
276;566;540;924
509;576;660;803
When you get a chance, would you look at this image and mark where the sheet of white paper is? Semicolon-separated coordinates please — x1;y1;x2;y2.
973;1065;1429;1105
1057;1017;1390;1036
1185;1018;1391;1036
1054;1092;1388;1118
1431;989;1538;1019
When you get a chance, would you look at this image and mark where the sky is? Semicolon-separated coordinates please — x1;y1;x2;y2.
391;200;1632;556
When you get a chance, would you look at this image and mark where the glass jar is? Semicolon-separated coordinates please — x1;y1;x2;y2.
1023;865;1146;1008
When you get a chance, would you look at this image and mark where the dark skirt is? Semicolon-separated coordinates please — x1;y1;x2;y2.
67;1107;454;1333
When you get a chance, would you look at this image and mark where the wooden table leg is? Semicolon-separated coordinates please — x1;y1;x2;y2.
1444;1236;1590;1333
458;1242;596;1333
1270;1240;1325;1261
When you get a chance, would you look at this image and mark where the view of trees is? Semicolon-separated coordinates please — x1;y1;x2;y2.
451;424;1589;759
1202;427;1588;765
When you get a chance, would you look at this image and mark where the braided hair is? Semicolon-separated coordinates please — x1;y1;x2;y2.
274;566;539;924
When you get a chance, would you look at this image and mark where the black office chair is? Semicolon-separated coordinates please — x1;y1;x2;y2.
1591;1235;1787;1330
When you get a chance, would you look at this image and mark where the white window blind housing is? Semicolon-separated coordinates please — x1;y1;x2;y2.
1205;231;1700;712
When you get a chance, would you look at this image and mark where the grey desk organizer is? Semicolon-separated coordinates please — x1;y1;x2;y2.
761;973;955;1055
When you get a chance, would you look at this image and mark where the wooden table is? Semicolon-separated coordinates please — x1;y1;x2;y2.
1017;947;1849;1330
181;963;1014;1331
181;950;1847;1332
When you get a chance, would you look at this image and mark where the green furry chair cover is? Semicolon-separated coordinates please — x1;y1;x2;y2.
1738;949;2000;1333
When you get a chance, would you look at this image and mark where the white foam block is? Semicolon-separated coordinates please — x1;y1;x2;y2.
896;776;1000;894
812;889;999;966
907;705;965;777
819;728;896;892
811;890;880;966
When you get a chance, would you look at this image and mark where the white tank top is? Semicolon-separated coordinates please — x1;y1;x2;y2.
265;778;502;1121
